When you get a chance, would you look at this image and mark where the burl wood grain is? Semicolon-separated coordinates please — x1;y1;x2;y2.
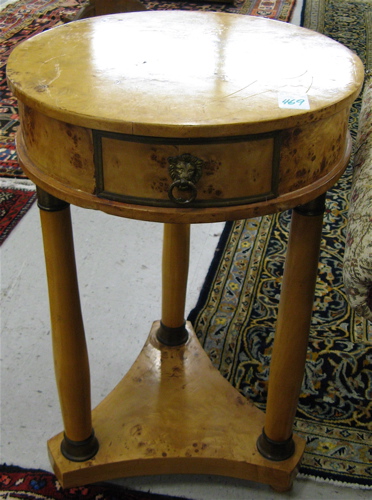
48;322;305;490
8;12;364;223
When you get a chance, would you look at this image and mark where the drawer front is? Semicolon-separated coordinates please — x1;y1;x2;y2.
93;131;280;208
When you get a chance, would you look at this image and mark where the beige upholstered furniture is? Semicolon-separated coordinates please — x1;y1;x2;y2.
344;74;372;321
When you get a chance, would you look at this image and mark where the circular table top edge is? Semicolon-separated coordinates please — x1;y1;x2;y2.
7;11;365;138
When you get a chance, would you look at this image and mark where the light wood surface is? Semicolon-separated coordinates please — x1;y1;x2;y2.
161;224;190;329
39;206;93;443
264;202;325;442
15;118;353;223
48;321;305;490
7;12;362;137
7;12;363;223
7;10;364;492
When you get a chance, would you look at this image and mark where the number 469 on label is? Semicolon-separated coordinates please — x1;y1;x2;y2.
278;95;310;110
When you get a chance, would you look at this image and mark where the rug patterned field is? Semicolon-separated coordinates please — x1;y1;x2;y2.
0;0;296;245
0;464;185;500
188;0;372;489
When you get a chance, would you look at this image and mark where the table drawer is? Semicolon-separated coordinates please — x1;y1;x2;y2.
93;131;280;208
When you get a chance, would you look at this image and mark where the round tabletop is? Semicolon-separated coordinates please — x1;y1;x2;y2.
7;11;364;138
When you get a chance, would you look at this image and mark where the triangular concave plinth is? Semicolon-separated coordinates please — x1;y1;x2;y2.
48;321;305;491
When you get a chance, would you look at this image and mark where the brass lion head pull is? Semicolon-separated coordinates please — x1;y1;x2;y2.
168;153;204;205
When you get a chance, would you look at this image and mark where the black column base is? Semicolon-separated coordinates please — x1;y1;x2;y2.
156;321;189;346
257;428;295;461
61;431;99;462
294;193;326;217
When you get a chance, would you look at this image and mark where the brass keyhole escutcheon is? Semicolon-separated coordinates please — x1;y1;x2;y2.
168;153;204;205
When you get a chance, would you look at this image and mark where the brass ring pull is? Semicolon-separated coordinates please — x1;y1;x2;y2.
168;179;197;205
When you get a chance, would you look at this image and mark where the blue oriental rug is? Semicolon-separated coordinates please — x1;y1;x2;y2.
188;0;372;489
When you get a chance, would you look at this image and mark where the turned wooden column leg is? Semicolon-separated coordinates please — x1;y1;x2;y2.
37;188;98;462
156;223;190;346
257;194;326;461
